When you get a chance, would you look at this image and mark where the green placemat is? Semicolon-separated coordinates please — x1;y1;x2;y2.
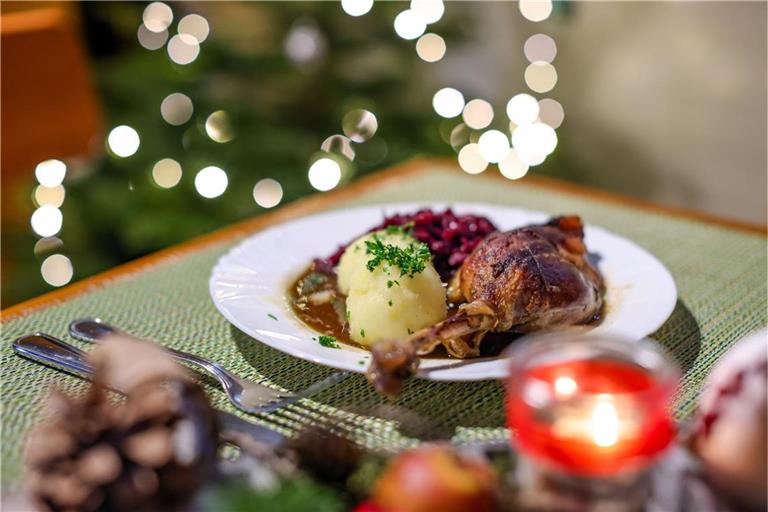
2;166;766;487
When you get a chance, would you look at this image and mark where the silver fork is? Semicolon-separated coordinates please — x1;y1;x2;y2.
68;318;349;414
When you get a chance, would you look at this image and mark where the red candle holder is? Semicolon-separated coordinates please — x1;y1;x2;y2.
505;333;680;510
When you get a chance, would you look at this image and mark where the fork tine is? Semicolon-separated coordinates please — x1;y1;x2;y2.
253;371;350;413
270;401;364;436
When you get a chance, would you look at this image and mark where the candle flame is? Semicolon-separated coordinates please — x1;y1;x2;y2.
554;376;578;397
590;395;620;447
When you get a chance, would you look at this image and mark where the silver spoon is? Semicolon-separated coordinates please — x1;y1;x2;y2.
12;332;287;447
68;318;349;414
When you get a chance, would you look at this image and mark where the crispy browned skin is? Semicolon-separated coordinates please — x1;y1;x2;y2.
457;215;603;332
367;216;604;395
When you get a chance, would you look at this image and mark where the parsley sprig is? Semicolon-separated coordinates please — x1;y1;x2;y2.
384;222;414;236
318;335;339;348
364;231;431;278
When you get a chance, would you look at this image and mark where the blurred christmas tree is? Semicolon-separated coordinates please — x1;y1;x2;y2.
5;1;463;305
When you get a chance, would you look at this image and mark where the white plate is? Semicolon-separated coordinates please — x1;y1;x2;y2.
210;203;677;381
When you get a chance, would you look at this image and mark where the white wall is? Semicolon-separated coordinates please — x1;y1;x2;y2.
432;2;767;224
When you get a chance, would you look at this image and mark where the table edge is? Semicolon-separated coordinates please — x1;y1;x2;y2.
3;157;765;322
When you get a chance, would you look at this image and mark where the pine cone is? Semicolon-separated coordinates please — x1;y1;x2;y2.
289;426;362;485
25;335;219;512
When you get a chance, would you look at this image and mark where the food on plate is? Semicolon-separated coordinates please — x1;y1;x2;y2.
340;230;447;346
367;216;604;395
317;208;497;280
289;208;604;395
290;209;497;347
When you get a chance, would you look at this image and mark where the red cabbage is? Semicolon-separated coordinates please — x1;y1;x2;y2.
315;208;497;280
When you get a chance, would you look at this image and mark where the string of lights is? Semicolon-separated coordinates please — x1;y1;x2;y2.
28;0;565;290
31;159;72;286
326;0;564;181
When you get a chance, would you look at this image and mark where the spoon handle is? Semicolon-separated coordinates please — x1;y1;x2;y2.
13;333;95;382
12;332;286;447
66;317;116;342
68;318;239;383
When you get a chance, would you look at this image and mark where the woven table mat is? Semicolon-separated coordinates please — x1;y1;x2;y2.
2;166;766;486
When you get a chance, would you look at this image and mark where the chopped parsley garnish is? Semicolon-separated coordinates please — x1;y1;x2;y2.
384;222;414;236
318;335;339;348
388;300;393;307
386;279;400;288
364;233;431;278
407;328;414;335
360;329;366;338
358;360;366;365
267;313;278;321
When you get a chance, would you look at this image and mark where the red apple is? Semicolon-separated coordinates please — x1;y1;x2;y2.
353;501;387;512
372;444;499;512
693;329;767;510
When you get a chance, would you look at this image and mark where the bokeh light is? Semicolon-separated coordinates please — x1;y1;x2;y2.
194;166;228;198
31;205;63;237
457;143;488;174
512;122;557;166
143;2;173;33
205;111;234;143
524;34;557;63
433;88;465;118
410;0;445;24
342;109;378;142
252;178;284;208
40;254;73;287
499;149;530;180
285;23;325;64
160;93;193;125
450;123;471;151
321;135;356;160
107;125;140;157
416;33;446;62
394;9;427;40
341;0;374;17
308;158;342;191
40;254;74;287
167;34;200;65
151;158;183;188
506;93;540;125
462;99;494;130
34;185;66;208
525;62;558;93
35;159;66;187
137;24;168;50
178;14;210;43
477;130;510;164
538;98;565;129
519;0;553;22
33;237;63;257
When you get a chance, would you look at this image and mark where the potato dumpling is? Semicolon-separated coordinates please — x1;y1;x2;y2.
338;230;447;347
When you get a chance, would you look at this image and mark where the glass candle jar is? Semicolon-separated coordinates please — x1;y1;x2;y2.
506;333;680;477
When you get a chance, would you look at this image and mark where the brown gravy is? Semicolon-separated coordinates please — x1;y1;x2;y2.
288;265;604;357
287;265;514;358
289;267;352;343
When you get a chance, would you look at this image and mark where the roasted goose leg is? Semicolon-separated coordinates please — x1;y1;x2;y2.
367;216;604;395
